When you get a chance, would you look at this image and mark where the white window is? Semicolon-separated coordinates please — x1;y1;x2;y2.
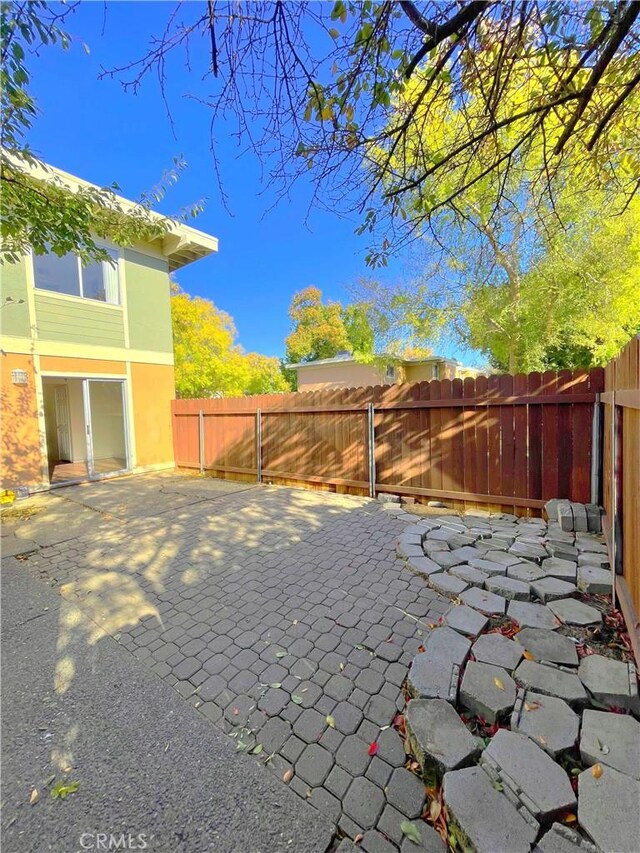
33;248;120;305
385;363;396;382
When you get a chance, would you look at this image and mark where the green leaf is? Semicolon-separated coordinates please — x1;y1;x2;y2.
50;781;79;801
270;683;282;689
251;744;263;754
400;821;422;844
329;28;340;39
275;651;287;658
291;695;303;705
326;715;335;728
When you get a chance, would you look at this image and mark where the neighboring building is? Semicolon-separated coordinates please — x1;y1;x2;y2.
1;161;218;492
287;352;480;392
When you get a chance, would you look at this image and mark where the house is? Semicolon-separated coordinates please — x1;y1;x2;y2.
287;351;480;392
0;161;218;492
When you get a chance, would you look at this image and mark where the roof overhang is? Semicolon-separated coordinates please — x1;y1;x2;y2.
4;153;218;270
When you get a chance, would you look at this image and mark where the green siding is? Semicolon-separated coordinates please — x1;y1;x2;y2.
34;292;126;347
0;258;31;337
124;249;173;353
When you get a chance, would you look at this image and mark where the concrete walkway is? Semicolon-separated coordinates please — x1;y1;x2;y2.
1;474;450;851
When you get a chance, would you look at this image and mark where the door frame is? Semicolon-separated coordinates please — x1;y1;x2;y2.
82;377;131;480
41;372;132;485
53;383;73;462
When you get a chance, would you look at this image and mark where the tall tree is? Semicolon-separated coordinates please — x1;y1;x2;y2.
171;285;289;397
0;2;200;264
284;286;374;363
107;2;640;262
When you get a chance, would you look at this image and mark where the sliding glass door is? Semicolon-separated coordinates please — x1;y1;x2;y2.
84;380;129;477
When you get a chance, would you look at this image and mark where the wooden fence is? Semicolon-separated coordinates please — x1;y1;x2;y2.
602;335;640;661
172;367;604;515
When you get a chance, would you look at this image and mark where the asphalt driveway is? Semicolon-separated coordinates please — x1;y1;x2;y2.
1;473;450;851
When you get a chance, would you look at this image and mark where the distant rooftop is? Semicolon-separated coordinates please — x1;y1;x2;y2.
286;352;462;370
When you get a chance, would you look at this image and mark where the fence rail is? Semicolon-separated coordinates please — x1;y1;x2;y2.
172;368;604;515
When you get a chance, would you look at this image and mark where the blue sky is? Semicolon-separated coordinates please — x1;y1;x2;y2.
26;2;480;365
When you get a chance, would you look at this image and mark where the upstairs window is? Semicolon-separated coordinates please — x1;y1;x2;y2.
385;363;396;382
33;248;120;305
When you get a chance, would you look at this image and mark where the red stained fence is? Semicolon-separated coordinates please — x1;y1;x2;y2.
171;367;604;515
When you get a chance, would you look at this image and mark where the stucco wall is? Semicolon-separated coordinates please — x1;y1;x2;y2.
130;362;175;467
296;362;393;391
404;363;439;383
0;354;42;489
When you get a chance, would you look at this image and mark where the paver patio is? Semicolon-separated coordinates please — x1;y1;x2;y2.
2;473;451;848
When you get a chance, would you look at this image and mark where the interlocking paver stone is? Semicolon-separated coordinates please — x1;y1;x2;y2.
375;727;405;767
459;662;516;723
509;541;548;562
407;555;443;578
429;572;468;596
471;633;523;671
443;604;488;637
293;708;327;742
325;674;354;701
336;735;372;776
295;743;333;786
459;586;506;616
580;709;640;779
385;767;426;818
173;657;201;680
507;563;547;584
405;698;479;777
343;777;385;829
511;689;580;756
578;766;640;853
485;575;530;601
531;577;577;603
541;557;578;581
514;660;588;707
481;729;576;821
577;565;612;594
361;830;397;853
508;600;559;630
534;823;597;853
442;766;537;853
468;557;508;576
399;821;446;853
578;654;640;712
407;628;471;702
332;701;364;735
515;627;579;667
548;598;602;626
448;564;490;586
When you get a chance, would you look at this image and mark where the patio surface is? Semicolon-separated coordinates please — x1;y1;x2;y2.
1;472;450;851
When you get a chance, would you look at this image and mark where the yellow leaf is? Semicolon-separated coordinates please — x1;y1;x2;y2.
592;763;603;778
429;800;442;822
494;677;505;690
326;715;336;728
523;650;535;661
524;701;541;712
30;788;39;805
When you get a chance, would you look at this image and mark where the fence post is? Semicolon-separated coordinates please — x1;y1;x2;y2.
591;395;601;505
198;409;205;474
368;403;376;498
256;408;262;483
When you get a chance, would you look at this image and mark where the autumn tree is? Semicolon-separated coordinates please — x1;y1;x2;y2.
106;2;640;263
284;286;374;363
171;285;289;397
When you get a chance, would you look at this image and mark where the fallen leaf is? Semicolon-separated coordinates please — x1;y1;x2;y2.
354;834;364;844
270;683;282;689
417;645;426;653
291;695;303;705
592;764;603;778
232;707;240;716
563;813;578;825
400;821;422;844
275;651;287;658
30;789;39;805
524;701;541;712
251;744;263;754
283;769;293;783
429;800;442;822
494;677;505;690
292;619;298;625
523;650;535;661
368;742;379;756
50;781;79;801
326;715;336;728
339;662;345;671
538;736;547;745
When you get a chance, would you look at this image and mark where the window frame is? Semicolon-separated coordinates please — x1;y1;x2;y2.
32;244;122;307
385;363;396;382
